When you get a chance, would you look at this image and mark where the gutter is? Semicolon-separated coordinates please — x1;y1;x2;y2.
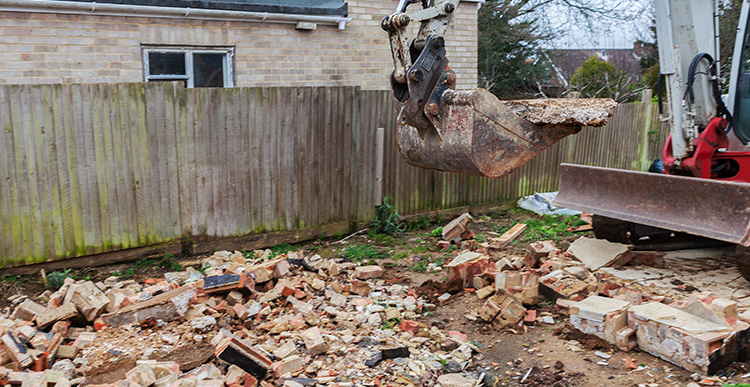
0;0;352;29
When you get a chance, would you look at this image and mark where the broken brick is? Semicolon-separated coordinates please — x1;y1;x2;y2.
301;327;327;356
100;286;196;327
215;336;272;379
13;299;46;322
36;303;79;330
442;213;473;242
272;355;303;378
353;266;383;280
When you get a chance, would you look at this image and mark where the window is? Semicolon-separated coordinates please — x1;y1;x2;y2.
142;47;234;88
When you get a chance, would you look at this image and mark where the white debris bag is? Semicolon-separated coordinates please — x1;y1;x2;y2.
517;191;581;216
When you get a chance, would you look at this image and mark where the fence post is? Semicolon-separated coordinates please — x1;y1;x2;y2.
374;127;385;207
639;89;654;171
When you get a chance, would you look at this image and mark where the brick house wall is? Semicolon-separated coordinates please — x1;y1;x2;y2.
0;0;479;90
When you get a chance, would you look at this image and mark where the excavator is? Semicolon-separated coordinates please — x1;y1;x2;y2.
382;0;750;279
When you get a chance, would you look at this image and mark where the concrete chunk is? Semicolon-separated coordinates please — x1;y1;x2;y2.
567;237;634;271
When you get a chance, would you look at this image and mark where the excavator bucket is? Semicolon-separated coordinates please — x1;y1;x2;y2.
554;163;750;246
381;3;616;178
396;89;617;178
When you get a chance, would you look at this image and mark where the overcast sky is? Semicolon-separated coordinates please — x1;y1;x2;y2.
539;0;653;49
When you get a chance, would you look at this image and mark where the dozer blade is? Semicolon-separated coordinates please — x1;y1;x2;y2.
554;163;750;246
396;89;616;178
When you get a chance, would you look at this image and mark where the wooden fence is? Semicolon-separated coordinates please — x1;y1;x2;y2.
0;83;667;269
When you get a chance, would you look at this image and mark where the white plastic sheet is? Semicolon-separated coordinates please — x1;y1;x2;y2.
517;191;581;216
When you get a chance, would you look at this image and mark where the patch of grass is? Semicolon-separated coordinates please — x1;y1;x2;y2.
382;317;401;330
2;275;20;284
475;235;486;243
409;260;428;273
519;214;581;242
112;268;135;279
393;251;409;260
133;258;158;269
368;230;395;245
271;243;294;257
342;244;389;262
409;245;429;254
404;215;432;232
242;250;256;260
47;269;75;290
159;254;182;271
430;227;443;237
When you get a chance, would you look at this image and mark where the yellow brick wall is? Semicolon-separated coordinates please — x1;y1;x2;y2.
0;1;479;90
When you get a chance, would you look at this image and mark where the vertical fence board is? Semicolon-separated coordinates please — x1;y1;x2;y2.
0;84;669;267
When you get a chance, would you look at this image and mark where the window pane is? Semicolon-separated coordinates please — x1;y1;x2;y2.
193;53;225;87
148;78;188;88
149;52;186;75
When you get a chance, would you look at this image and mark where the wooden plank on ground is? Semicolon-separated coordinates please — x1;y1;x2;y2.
491;223;528;248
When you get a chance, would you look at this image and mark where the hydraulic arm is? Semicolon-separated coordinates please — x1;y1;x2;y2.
381;0;616;178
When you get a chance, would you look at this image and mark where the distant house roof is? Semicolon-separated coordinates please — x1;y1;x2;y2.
50;0;348;16
549;47;643;86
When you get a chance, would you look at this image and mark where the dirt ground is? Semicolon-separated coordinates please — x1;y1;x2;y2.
2;207;749;386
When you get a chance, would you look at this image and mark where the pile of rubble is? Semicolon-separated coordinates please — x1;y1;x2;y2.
439;213;750;378
0;248;496;386
1;211;748;386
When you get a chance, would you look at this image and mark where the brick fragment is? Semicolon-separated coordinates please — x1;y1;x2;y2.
12;299;46;322
353;265;383;280
70;281;111;321
1;332;33;369
100;286;195;327
442;213;472;242
215;336;272;379
272;355;303;378
301;327;327;356
36;303;79;330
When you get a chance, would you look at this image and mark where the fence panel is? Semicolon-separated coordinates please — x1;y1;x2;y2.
0;83;665;267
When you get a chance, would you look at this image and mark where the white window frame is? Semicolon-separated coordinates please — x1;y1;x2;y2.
142;46;235;88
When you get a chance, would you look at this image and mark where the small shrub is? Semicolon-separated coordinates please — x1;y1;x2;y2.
47;269;75;290
430;227;443;237
404;215;431;232
159;254;181;271
371;197;403;236
271;243;294;257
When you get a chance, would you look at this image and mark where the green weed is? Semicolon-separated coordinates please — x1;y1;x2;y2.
393;251;409;260
242;250;256;260
342;244;389;262
47;269;75;290
409;259;428;273
382;317;401;330
368;230;395;245
159;254;181;271
404;215;432;232
409;245;429;254
112;268;135;279
371;197;403;236
271;243;294;257
430;227;443;237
